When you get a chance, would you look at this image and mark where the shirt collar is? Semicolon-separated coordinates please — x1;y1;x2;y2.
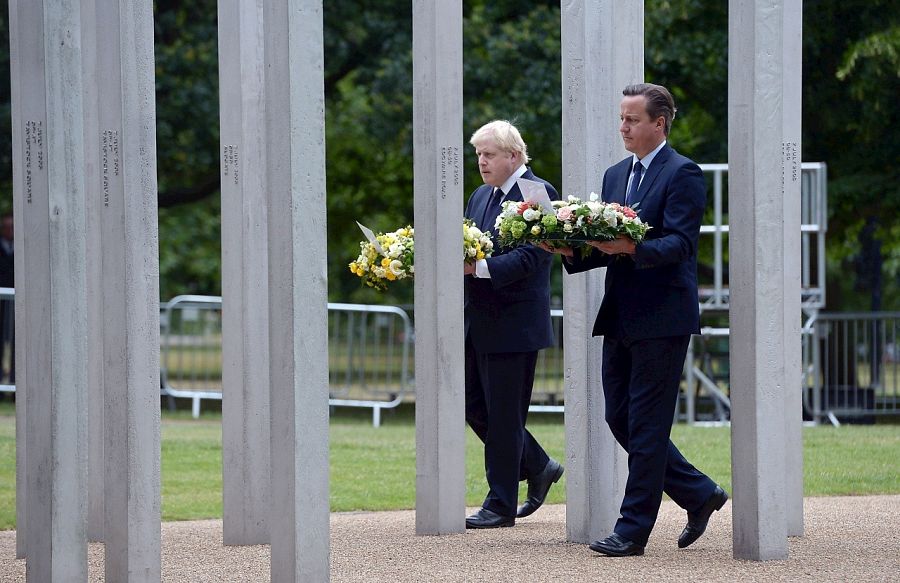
498;164;528;196
633;140;667;170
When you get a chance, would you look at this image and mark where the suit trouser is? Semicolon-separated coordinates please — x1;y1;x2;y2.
465;336;550;517
602;335;718;546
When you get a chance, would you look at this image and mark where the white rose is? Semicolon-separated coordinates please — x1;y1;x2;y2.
389;260;405;276
523;208;540;221
563;223;574;233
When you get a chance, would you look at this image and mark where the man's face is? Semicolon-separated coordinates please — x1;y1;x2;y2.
620;95;665;159
474;140;519;188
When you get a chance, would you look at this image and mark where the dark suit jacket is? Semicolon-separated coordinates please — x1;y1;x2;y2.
464;168;559;354
563;144;705;340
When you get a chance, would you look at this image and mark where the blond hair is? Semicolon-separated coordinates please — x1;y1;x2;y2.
469;120;530;163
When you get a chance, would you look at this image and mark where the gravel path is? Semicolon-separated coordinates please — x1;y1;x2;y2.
1;495;898;581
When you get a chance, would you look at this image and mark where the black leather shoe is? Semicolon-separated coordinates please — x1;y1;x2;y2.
465;507;515;529
516;459;564;518
589;533;645;557
678;486;729;548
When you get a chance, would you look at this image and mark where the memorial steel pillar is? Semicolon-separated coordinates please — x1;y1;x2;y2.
728;0;790;561
13;0;89;578
412;0;466;535
263;0;330;579
783;0;804;538
80;0;106;544
218;0;271;546
560;0;637;544
93;0;163;579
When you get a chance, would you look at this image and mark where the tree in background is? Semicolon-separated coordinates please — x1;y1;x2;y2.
0;0;895;308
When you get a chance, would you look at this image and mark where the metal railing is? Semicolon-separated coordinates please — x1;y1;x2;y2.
806;312;900;423
682;312;900;425
161;296;414;426
5;287;897;425
0;288;14;393
696;162;827;311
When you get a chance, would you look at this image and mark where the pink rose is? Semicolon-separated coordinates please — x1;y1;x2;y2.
557;207;574;221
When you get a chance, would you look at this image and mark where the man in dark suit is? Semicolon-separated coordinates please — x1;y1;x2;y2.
550;84;727;555
462;120;564;529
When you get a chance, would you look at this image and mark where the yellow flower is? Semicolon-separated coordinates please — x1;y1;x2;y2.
381;257;391;267
476;251;485;260
385;271;397;281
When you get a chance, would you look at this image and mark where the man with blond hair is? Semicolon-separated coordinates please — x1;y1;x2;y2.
462;120;563;529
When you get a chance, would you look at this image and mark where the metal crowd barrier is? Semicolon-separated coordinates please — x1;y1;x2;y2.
160;297;564;423
161;295;414;426
806;312;900;423
0;288;13;393
530;309;565;413
6;285;896;426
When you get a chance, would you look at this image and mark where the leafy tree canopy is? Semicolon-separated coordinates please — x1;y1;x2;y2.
0;1;895;307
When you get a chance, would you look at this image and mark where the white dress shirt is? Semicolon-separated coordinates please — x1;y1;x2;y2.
626;139;667;198
474;163;528;279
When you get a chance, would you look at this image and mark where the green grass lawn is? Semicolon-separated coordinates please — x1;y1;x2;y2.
0;402;897;529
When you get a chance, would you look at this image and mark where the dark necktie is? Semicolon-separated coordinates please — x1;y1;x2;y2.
626;160;643;205
482;187;503;230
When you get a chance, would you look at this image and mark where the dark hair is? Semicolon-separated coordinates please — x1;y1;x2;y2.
623;83;677;136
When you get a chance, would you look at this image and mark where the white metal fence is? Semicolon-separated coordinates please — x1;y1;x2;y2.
160;295;414;426
1;289;897;425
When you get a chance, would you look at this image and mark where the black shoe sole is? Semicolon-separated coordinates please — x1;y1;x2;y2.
465;520;515;529
589;542;645;557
